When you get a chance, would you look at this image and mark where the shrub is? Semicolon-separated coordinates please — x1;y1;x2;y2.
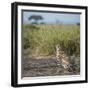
23;24;80;56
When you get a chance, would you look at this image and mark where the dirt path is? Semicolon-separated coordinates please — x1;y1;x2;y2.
22;57;79;77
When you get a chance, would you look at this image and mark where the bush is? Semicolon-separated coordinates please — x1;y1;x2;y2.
23;24;80;56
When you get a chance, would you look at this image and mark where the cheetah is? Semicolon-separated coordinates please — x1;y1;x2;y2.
56;44;73;71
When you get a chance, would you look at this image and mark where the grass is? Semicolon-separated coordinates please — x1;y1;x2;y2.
23;24;80;57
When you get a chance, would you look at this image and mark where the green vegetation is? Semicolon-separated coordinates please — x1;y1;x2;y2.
23;24;80;56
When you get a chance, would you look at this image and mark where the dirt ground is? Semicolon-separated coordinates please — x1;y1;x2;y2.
22;57;80;77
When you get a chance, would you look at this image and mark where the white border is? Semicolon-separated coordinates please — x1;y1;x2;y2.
18;5;86;84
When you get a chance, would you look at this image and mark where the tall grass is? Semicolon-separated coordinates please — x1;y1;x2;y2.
23;24;80;56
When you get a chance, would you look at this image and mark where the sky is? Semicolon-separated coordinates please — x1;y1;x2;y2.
23;11;80;24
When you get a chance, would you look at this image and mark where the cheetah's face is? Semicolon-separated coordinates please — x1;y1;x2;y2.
56;44;61;50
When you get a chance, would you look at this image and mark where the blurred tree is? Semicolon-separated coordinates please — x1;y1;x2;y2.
76;23;80;26
40;22;45;24
56;19;63;25
28;15;43;24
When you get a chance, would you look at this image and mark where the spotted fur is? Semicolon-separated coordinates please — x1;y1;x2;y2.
56;44;72;71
